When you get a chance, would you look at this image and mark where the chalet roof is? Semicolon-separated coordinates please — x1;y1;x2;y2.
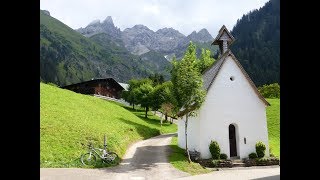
202;49;270;106
211;25;235;46
118;82;129;91
62;77;124;90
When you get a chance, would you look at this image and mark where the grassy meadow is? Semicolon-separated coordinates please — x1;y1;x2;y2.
40;83;177;168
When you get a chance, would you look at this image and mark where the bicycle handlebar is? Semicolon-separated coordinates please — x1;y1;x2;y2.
81;142;93;148
81;142;108;149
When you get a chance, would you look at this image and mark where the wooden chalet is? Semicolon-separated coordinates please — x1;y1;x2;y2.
62;78;124;99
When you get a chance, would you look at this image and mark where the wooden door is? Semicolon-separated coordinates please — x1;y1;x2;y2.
229;124;237;157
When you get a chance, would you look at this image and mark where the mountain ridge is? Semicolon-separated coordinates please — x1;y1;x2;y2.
77;16;216;58
40;10;171;86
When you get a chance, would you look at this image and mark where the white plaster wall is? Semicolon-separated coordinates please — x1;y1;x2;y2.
178;55;269;159
177;114;200;152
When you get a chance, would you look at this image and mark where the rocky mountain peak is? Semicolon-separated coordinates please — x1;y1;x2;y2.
130;24;152;31
156;27;185;38
198;28;212;37
187;28;213;43
189;30;197;36
102;16;114;25
88;19;100;26
77;16;121;38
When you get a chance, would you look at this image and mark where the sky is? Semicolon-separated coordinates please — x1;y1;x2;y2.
40;0;270;36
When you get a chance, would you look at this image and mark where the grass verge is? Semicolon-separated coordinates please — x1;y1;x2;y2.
169;136;211;175
266;98;280;157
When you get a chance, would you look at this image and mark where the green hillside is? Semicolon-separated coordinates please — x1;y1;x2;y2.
90;33;171;80
139;50;171;80
40;83;177;168
231;0;280;86
40;10;164;86
266;98;280;157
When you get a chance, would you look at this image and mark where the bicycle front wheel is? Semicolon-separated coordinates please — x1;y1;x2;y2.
81;153;97;166
104;152;119;165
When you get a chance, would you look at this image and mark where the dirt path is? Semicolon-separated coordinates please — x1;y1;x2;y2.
40;133;190;180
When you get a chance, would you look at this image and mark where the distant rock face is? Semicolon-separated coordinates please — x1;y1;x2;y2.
121;26;187;55
154;28;186;53
121;25;154;55
77;16;122;39
77;16;214;58
42;10;50;16
187;28;213;43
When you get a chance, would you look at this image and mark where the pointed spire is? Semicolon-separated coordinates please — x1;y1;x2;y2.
212;25;235;54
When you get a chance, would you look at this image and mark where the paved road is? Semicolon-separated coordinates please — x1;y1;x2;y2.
40;133;189;180
174;166;280;180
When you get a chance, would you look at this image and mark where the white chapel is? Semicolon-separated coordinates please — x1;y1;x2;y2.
177;25;270;159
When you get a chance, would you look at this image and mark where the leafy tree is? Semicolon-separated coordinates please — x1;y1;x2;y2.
123;78;153;110
171;42;206;162
258;83;280;98
161;103;175;124
196;48;215;73
135;81;154;118
151;81;177;123
149;73;165;86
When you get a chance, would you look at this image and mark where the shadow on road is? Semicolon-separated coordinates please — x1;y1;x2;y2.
96;133;177;175
251;175;280;180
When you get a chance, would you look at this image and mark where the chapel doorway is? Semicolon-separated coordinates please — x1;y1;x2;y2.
229;124;237;157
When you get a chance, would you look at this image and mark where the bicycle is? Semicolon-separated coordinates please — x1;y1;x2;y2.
80;136;119;166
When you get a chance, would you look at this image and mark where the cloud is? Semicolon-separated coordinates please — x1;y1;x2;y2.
40;0;270;36
143;4;160;15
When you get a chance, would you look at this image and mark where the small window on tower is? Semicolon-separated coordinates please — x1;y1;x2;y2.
230;76;235;81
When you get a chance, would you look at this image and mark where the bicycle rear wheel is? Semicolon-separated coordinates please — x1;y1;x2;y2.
81;153;97;166
104;152;119;165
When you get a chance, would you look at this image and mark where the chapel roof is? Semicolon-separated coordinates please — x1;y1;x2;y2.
202;49;270;106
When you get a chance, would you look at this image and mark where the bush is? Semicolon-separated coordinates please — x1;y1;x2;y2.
255;141;266;158
210;159;233;168
211;160;219;167
249;152;258;159
209;141;220;159
220;153;228;160
258;83;280;98
244;157;279;167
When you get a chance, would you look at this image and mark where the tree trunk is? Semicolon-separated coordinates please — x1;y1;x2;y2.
145;106;149;118
133;103;135;110
165;113;168;122
185;113;191;163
